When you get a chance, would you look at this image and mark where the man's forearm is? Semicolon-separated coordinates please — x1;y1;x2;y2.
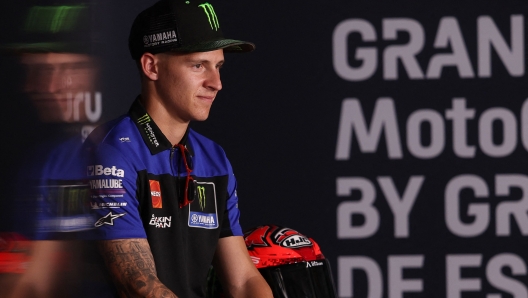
213;236;273;298
230;274;273;298
98;239;178;298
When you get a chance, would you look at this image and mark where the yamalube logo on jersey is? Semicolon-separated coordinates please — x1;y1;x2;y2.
89;179;123;189
87;165;125;177
149;214;171;228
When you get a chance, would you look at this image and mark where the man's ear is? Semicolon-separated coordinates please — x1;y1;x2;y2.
140;53;159;81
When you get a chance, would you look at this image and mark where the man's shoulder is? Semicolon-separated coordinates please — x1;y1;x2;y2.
188;128;218;145
82;114;150;163
188;129;225;155
86;115;136;147
188;129;234;175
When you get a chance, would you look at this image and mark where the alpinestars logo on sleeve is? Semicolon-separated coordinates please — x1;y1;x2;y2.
94;212;126;227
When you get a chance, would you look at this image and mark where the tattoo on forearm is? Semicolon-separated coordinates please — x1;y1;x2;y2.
98;239;177;298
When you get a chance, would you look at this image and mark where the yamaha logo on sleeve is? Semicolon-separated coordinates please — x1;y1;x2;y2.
188;182;218;229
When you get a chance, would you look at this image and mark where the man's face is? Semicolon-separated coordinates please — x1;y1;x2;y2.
154;49;224;123
20;52;98;123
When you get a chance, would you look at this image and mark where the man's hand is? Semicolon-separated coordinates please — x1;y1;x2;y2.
213;236;273;298
98;238;177;298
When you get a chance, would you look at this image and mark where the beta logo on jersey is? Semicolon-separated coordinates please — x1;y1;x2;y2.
188;182;218;229
149;180;162;208
87;165;125;177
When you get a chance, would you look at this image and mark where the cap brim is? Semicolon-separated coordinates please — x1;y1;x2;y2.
169;38;255;53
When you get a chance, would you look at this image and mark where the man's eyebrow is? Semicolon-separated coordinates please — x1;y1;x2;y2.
185;58;224;65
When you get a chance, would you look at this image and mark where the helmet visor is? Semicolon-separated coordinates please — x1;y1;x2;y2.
258;259;337;298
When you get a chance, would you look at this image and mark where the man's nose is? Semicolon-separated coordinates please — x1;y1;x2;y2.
27;70;68;94
45;71;69;93
205;69;222;91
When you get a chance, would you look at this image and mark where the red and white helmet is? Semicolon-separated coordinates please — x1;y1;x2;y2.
244;224;325;269
207;224;337;297
243;224;337;298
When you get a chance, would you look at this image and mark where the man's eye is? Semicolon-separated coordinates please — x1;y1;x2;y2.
193;64;202;69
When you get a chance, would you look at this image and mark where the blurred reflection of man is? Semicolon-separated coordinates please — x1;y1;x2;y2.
1;3;114;298
20;52;100;124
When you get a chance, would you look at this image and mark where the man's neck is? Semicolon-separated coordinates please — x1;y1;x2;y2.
140;94;189;146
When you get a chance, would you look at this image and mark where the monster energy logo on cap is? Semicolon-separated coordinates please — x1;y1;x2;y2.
25;5;86;33
137;113;151;125
197;186;206;210
198;3;219;31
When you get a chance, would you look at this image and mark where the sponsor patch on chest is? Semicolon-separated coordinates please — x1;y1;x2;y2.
149;180;162;208
188;182;218;229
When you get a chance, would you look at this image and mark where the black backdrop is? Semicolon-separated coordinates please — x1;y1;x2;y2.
2;1;528;297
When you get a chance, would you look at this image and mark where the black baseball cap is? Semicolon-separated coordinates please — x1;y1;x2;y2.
128;0;255;60
3;3;98;55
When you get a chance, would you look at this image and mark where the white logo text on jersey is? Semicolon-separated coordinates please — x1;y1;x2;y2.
87;165;125;177
149;214;172;228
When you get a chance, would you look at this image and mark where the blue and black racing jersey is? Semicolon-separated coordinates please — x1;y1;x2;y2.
86;97;243;297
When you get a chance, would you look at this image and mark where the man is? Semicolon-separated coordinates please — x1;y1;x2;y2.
87;0;273;297
3;3;112;297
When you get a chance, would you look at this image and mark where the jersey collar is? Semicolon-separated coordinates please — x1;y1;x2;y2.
129;96;191;155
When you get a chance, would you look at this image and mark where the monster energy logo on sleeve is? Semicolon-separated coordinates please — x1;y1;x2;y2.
198;3;219;31
197;186;206;210
137;113;151;125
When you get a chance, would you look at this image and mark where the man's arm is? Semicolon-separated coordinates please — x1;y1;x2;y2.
212;236;273;298
9;240;65;298
98;238;177;298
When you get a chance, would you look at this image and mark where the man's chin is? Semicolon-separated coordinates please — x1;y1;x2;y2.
35;108;76;123
192;115;210;122
37;114;70;123
191;110;211;122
